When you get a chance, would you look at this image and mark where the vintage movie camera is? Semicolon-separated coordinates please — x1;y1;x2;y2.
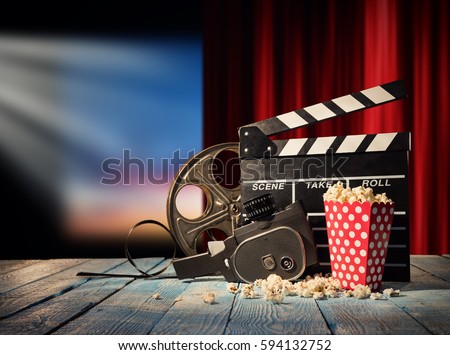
168;80;410;282
173;194;318;283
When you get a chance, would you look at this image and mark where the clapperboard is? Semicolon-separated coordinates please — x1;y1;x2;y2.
238;80;410;281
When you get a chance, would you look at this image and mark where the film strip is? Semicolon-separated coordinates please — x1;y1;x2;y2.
239;80;411;281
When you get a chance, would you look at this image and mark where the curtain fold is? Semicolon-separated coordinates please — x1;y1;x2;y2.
203;0;449;254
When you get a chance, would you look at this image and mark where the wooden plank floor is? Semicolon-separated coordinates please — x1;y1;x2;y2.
0;255;449;335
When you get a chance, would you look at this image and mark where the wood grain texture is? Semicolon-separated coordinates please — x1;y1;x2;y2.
410;255;450;283
0;260;43;275
151;277;236;335
2;257;448;335
151;264;177;279
0;258;163;335
386;289;450;335
54;278;189;335
384;257;450;335
0;259;88;293
0;259;123;319
226;292;331;335
316;296;430;334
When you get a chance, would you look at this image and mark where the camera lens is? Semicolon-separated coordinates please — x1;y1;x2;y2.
243;194;276;221
280;256;294;271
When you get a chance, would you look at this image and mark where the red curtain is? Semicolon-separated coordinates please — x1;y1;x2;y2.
203;0;449;255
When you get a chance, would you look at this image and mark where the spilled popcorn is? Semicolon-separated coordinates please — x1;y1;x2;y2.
324;289;338;298
282;280;297;296
241;284;255;299
297;288;312;298
261;274;285;303
343;284;372;299
313;292;325;300
294;274;342;298
370;292;383;300
202;292;216;304
226;273;403;303
254;279;264;287
227;282;239;294
383;288;401;297
323;181;393;204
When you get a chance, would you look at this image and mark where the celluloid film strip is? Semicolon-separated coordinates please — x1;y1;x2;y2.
242;80;407;136
273;132;411;157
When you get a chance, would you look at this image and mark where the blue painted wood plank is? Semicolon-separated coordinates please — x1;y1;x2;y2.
54;277;189;335
316;296;430;334
387;289;450;335
0;259;88;293
226;291;331;335
0;258;163;334
0;258;124;319
0;260;43;276
383;264;450;335
151;277;236;334
1;257;446;335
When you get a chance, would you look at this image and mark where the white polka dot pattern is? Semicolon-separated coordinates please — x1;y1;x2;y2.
324;201;395;292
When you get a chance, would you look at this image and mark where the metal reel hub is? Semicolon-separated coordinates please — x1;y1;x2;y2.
167;143;241;256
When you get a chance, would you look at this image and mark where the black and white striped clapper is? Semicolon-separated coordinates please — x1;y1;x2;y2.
239;80;411;282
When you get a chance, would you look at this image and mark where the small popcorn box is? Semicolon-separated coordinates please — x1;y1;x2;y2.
324;201;395;292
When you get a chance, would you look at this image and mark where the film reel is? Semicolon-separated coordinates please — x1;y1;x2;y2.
167;142;241;256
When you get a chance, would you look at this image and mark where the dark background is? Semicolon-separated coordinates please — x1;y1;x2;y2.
0;3;202;36
0;1;202;259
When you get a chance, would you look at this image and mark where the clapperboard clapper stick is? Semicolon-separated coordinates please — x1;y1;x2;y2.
238;80;411;281
241;80;406;137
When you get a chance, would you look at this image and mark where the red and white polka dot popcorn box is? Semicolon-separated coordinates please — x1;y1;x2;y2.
324;201;395;291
